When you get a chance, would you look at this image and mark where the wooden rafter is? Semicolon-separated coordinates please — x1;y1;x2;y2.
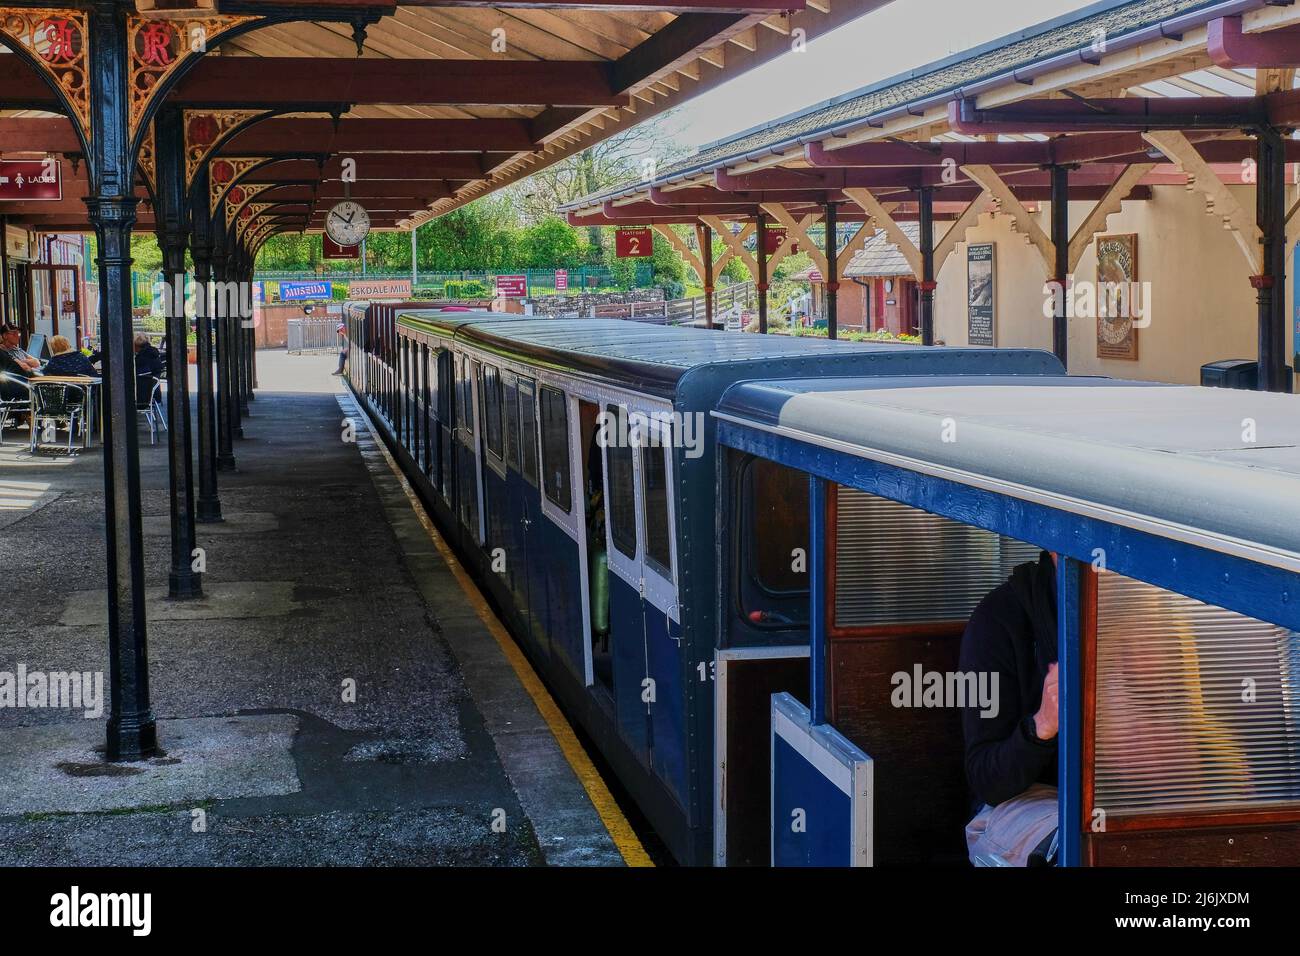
959;165;1055;271
1142;130;1261;272
701;215;757;276
842;186;921;276
1066;163;1155;271
760;203;824;274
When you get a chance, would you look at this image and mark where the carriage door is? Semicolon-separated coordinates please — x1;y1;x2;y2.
639;418;687;803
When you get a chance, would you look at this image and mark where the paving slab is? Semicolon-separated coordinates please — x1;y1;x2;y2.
0;714;300;815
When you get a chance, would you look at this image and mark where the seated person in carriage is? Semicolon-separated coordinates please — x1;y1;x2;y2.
958;551;1060;866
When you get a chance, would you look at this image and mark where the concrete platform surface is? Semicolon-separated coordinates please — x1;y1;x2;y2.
0;349;628;867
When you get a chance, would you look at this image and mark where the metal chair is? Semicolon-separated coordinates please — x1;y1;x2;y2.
137;375;165;445
153;370;168;431
0;373;33;445
30;379;87;454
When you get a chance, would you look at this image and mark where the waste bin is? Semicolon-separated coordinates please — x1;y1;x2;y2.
1201;359;1293;391
1201;359;1258;390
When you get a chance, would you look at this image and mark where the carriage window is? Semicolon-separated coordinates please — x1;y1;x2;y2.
832;487;1038;628
503;372;519;472
519;378;538;486
605;405;636;560
747;458;809;594
482;365;503;461
540;385;571;512
641;439;672;578
1093;572;1300;817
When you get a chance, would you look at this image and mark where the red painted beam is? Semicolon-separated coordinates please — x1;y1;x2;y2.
806;139;1053;168
1208;15;1300;68
949;96;1265;134
222;118;537;154
166;59;624;108
243;155;486;181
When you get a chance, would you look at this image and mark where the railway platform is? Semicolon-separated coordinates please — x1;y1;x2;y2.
0;351;637;867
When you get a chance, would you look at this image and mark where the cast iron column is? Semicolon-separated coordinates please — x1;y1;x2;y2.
85;0;157;760
1256;126;1288;392
756;212;769;334
824;202;839;340
155;108;201;598
1050;165;1070;366
212;223;237;469
918;187;936;346
189;168;222;520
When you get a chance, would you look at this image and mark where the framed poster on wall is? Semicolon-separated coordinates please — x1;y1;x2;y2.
967;243;995;346
1095;233;1138;361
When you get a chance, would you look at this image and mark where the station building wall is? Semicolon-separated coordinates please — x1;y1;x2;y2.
932;185;1298;387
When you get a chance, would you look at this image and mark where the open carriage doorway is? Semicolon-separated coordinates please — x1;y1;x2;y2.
28;264;82;348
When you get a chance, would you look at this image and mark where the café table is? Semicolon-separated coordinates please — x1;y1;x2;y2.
30;374;103;448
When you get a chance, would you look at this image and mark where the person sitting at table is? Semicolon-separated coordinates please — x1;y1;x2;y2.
43;335;99;377
1;322;41;374
134;333;163;405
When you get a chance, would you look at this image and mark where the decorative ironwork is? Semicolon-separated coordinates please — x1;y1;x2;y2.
184;109;263;186
137;122;157;194
0;7;92;142
208;155;266;213
129;14;259;143
236;201;273;241
225;180;275;229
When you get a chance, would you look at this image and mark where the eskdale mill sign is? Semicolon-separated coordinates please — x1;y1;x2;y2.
0;160;62;201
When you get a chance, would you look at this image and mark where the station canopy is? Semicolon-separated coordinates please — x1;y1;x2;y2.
0;0;894;238
559;0;1300;232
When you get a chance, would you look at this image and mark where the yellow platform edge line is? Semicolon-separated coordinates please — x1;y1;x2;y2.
358;405;654;868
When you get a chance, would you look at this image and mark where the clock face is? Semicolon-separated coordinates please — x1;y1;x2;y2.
325;200;371;246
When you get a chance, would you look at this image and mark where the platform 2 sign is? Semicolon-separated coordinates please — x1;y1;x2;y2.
967;243;996;346
615;227;652;258
280;280;333;301
0;160;62;201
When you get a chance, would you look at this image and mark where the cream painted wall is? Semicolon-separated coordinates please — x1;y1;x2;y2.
932;185;1297;386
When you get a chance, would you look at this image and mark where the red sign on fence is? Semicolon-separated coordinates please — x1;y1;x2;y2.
764;227;788;255
554;269;568;291
495;274;528;298
615;227;653;258
322;236;358;260
0;160;62;201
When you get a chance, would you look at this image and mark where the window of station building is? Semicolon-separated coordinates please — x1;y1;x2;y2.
641;439;672;578
605;405;636;560
482;364;504;461
540;385;571;512
519;378;538;487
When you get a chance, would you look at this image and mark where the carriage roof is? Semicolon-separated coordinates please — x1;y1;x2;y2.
715;375;1300;571
397;314;1065;397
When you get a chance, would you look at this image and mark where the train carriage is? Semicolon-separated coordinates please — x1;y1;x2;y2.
714;375;1300;866
350;305;1065;863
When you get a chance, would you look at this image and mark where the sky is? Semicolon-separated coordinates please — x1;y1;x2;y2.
651;0;1103;155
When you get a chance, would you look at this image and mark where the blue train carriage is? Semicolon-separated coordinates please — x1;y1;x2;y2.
713;373;1300;867
374;313;1066;865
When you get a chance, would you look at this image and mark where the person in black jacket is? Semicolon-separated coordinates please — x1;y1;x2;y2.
959;551;1060;866
133;333;163;405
